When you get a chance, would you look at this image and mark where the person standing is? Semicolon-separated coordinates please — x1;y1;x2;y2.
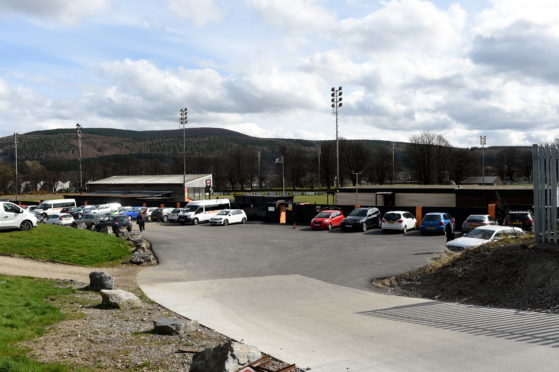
137;212;145;232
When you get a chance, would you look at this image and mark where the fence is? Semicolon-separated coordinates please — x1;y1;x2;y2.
533;144;558;244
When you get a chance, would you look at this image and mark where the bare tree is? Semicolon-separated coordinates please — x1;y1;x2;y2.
340;139;370;185
319;141;336;189
448;148;477;184
365;145;392;184
405;132;451;184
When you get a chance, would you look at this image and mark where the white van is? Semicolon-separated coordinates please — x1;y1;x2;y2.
0;201;38;231
178;199;231;225
35;199;76;218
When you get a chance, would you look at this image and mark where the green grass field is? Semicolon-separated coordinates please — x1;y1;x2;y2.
0;275;76;371
0;225;131;266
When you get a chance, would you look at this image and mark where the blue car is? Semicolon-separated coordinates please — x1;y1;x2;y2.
118;206;141;220
420;212;454;235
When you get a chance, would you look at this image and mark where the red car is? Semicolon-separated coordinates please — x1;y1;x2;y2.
310;209;345;231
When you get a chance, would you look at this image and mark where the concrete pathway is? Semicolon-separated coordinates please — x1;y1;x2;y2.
0;255;142;289
139;272;559;371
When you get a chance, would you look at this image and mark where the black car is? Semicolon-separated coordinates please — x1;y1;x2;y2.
504;211;534;232
96;215;132;232
341;207;381;232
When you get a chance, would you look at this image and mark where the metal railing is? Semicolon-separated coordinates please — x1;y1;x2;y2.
533;144;558;243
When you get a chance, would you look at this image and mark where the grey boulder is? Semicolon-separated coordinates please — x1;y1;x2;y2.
88;271;114;291
100;289;142;309
190;341;262;372
153;318;199;335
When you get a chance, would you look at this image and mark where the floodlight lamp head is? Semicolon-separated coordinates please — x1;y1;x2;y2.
331;87;335;91
338;86;342;90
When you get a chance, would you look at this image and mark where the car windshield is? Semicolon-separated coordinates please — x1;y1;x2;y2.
216;210;230;216
384;213;401;221
509;213;531;221
120;207;133;212
316;212;331;218
466;216;486;223
184;205;199;212
171;209;181;213
49;215;59;219
349;209;367;217
465;229;495;240
423;215;442;221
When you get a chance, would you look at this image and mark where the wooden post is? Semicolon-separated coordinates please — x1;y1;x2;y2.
416;206;423;228
160;203;165;208
488;203;496;219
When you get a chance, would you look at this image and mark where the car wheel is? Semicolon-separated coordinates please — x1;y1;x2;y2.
193;218;199;225
90;223;96;231
42;213;48;220
328;223;333;231
71;222;77;228
362;223;367;232
241;217;247;224
163;215;168;222
382;229;387;234
223;219;229;226
403;225;408;234
19;221;32;231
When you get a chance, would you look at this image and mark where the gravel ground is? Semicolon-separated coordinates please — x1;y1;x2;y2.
20;281;301;371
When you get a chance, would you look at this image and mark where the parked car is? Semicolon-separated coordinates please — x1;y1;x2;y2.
310;209;345;231
118;206;140;220
504;211;534;232
168;208;184;222
96;215;132;232
144;207;158;221
178;199;231;225
150;207;175;222
445;225;524;253
68;207;84;220
341;207;381;232
381;211;417;234
81;205;99;215
34;199;77;218
420;212;455;235
44;214;75;226
72;213;104;230
461;214;498;233
94;203;122;215
209;209;247;225
0;201;38;231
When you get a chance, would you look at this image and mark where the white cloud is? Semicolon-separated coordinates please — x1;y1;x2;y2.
339;0;466;55
0;0;112;25
168;0;223;26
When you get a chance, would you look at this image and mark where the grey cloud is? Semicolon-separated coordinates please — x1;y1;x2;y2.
471;21;559;83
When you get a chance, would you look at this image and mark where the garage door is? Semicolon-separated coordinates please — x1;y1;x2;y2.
395;193;456;207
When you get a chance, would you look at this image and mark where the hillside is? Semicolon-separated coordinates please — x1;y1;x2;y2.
0;127;397;163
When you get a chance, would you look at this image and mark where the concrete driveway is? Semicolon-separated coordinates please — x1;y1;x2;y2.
138;222;559;371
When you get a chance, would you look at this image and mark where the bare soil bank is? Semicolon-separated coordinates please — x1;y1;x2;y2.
373;238;559;313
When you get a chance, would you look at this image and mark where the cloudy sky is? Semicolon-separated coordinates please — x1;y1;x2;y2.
0;0;557;147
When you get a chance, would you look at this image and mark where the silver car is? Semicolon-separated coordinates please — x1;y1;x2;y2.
445;225;524;253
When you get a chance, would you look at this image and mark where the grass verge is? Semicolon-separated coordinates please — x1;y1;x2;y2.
0;224;131;266
0;274;77;371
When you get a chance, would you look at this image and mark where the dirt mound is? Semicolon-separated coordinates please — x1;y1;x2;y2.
374;238;559;312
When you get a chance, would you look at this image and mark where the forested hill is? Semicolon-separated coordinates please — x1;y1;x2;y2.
0;127;394;163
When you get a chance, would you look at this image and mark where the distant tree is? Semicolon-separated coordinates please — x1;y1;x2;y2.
448;148;477;184
340;139;369;185
405;132;450;184
319;141;336;189
365;146;392;184
495;147;518;181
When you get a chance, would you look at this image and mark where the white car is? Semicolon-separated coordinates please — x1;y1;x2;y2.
0;201;38;231
210;209;247;226
445;225;524;254
44;214;75;226
168;208;184;222
381;211;417;234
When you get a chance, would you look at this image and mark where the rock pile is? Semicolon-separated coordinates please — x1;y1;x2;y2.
190;341;262;372
88;271;114;291
130;238;158;265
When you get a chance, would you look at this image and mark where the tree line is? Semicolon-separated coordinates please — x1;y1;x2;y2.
0;132;534;194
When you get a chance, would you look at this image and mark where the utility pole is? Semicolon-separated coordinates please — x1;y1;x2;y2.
76;123;83;193
391;142;395;185
317;144;321;188
281;156;285;197
352;171;361;205
14;133;18;202
480;135;486;181
330;86;343;189
180;108;188;201
257;150;261;189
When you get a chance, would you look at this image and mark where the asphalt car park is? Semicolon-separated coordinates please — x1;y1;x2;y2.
141;221;446;291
